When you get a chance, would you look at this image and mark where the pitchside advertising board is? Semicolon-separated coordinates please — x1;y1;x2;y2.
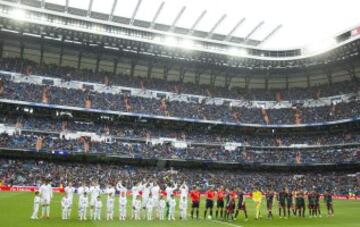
0;186;359;200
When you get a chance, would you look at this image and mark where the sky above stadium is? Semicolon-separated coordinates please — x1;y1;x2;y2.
46;0;360;49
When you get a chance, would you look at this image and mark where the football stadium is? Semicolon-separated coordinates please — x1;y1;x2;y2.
0;0;359;226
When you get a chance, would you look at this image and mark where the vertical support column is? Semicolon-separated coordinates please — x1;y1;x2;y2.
59;38;64;66
130;60;136;77
20;43;24;60
307;74;311;88
77;50;82;70
163;65;170;80
265;78;269;90
0;40;4;58
325;69;333;85
194;71;201;85
210;70;217;87
39;38;44;67
245;76;250;90
179;67;186;83
113;58;118;75
147;61;154;79
225;74;232;89
95;54;101;74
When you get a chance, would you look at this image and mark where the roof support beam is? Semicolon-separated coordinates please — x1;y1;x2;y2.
207;14;227;39
244;21;264;41
65;0;69;13
188;10;207;35
170;6;186;31
260;24;282;45
87;0;94;17
150;1;165;29
225;18;245;41
108;0;118;21
130;0;143;25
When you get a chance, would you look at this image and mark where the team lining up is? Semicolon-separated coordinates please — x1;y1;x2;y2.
30;179;335;221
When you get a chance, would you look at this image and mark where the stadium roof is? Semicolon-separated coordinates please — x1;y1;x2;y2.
44;0;360;49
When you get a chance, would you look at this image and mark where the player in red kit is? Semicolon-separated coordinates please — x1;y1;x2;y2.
204;186;215;219
215;186;225;219
190;186;201;219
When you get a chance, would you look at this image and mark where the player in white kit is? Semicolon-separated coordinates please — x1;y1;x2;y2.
78;192;88;221
146;193;154;220
39;179;53;219
61;194;71;220
64;182;75;218
150;182;160;216
116;181;127;220
89;181;101;220
30;191;41;219
179;182;189;220
142;182;151;218
165;182;177;218
179;195;188;220
106;184;115;221
77;182;89;220
159;195;166;220
168;194;177;220
131;181;142;219
94;196;102;221
134;195;142;220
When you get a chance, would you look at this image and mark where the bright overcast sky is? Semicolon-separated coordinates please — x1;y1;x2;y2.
46;0;360;49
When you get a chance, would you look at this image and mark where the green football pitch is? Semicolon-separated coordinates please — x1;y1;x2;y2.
1;192;359;227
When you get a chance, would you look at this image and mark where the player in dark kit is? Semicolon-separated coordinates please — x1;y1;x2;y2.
277;188;287;218
204;186;215;219
285;188;294;217
190;186;201;219
315;191;322;217
308;191;317;217
224;189;236;221
324;191;334;217
234;188;248;221
215;186;225;219
266;190;275;219
295;190;306;218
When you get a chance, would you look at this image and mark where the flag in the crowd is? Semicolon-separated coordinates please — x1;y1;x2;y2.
351;27;360;36
296;152;301;164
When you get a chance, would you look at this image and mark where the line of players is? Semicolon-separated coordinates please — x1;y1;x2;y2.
263;188;335;220
30;179;335;221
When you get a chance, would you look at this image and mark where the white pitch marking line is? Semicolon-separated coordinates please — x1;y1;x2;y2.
209;219;243;227
187;214;243;227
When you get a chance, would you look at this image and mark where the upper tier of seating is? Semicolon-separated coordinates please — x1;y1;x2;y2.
1;72;359;126
1;57;359;101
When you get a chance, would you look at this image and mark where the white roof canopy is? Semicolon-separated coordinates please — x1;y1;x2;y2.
45;0;360;49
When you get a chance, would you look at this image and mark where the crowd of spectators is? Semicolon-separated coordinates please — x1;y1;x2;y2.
2;114;360;146
1;73;360;125
0;132;358;164
0;57;359;101
0;158;358;195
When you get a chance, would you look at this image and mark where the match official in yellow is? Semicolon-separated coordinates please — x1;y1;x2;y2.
251;188;263;220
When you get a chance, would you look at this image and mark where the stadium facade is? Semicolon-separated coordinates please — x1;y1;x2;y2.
0;0;359;193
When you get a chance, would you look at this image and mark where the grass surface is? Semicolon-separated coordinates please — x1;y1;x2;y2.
0;192;359;227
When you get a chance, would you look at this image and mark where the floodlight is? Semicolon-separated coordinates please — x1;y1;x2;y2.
304;38;337;54
228;48;247;57
164;36;177;47
10;9;26;21
180;39;194;49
